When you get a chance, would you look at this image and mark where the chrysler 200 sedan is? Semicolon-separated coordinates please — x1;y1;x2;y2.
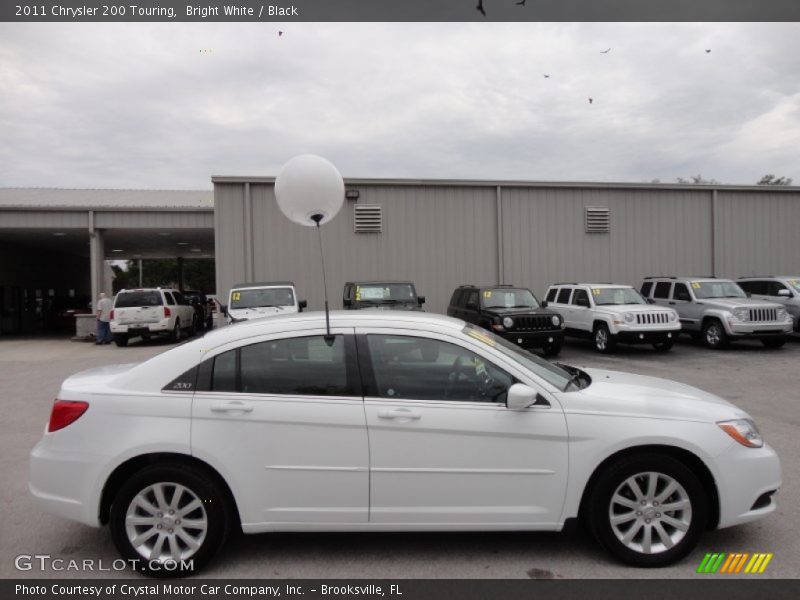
30;312;780;575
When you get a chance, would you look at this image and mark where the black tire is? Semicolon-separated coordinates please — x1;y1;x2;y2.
205;316;213;330
652;341;674;352
170;320;181;342
587;453;707;568
702;319;728;349
593;323;616;353
188;316;198;337
542;341;562;357
114;335;129;347
762;336;786;349
109;463;232;577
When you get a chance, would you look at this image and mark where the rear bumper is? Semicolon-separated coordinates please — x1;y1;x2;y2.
111;319;171;335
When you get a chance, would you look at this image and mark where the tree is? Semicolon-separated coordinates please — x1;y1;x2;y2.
675;174;719;185
112;258;215;293
757;174;793;186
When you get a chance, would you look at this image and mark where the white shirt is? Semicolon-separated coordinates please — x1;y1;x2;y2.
97;297;113;322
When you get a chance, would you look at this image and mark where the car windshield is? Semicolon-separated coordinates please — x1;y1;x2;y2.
692;281;746;299
461;323;575;391
230;287;295;309
593;287;646;306
114;291;162;307
786;278;800;293
356;283;416;302
481;288;540;309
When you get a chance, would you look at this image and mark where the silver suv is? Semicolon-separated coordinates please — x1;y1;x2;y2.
738;276;800;335
640;276;793;349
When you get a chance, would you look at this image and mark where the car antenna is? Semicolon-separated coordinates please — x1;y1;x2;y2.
311;213;334;345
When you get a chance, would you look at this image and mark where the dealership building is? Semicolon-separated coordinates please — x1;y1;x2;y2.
1;179;799;334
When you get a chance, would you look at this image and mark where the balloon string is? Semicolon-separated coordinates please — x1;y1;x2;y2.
316;221;333;342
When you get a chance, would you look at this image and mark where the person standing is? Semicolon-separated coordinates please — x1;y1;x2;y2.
95;292;113;345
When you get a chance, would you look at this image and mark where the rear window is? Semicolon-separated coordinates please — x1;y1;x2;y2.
653;281;672;299
556;288;572;304
114;291;163;307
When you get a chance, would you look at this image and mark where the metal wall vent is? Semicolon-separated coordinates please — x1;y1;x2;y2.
585;206;610;233
354;204;382;233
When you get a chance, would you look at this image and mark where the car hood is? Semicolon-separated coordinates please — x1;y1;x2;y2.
699;298;780;310
593;304;673;314
228;306;294;320
355;303;422;311
484;307;554;317
559;367;748;423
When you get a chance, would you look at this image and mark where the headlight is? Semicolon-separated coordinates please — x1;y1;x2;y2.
502;317;514;329
551;315;560;326
623;312;635;323
732;308;749;321
718;418;763;448
668;311;678;322
776;308;788;321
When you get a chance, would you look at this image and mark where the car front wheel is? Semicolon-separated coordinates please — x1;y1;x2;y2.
593;324;615;353
113;334;129;347
109;463;231;577
762;336;786;348
542;341;562;357
588;453;707;567
703;319;728;349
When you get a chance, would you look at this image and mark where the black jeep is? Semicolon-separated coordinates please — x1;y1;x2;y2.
446;284;564;356
343;281;425;311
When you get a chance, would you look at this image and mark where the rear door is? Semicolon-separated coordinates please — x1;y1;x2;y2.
114;291;164;325
191;329;369;527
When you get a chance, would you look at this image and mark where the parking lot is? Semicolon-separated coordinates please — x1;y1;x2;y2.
1;333;798;579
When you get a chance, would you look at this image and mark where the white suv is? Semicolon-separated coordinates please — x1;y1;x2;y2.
225;281;306;323
545;283;681;353
738;276;800;335
111;288;197;347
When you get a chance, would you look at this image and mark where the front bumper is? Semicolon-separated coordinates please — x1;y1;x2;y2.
710;442;781;529
726;320;792;337
496;329;564;348
613;329;679;344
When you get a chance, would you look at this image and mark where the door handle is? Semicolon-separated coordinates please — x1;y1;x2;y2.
210;401;253;413
377;408;421;420
669;301;676;305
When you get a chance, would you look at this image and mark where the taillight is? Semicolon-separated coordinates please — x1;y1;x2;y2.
48;400;89;432
164;306;172;317
110;309;114;320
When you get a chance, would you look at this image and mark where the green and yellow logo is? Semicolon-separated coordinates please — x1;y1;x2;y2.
696;552;773;574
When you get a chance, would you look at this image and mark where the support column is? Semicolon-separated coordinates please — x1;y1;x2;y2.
88;212;105;307
496;185;504;285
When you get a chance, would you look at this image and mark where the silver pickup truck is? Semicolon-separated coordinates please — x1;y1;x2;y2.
640;276;793;349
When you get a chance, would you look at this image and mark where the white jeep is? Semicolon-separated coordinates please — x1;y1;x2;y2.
225;281;307;323
545;283;681;353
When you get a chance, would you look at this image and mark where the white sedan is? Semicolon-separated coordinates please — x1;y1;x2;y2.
30;312;780;575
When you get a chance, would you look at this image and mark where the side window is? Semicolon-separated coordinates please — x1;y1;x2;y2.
240;335;352;396
545;288;558;303
556;288;572;304
173;292;188;305
211;350;237;392
766;281;788;296
672;283;691;302
653;281;672;299
571;289;590;307
164;292;176;306
449;289;462;307
364;335;514;403
739;281;761;295
465;290;479;308
640;281;653;297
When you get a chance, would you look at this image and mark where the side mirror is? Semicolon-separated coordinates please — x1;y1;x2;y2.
577;299;590;308
541;300;548;308
298;299;307;311
778;289;791;297
646;298;655;304
343;298;352;308
506;383;538;410
417;295;426;305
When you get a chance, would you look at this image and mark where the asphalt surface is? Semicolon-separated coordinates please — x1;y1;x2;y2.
1;332;798;580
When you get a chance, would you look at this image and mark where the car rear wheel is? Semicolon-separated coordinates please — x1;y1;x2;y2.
588;453;707;567
170;320;181;342
109;463;231;577
593;324;615;353
762;337;786;348
113;335;129;347
703;319;728;349
188;316;198;337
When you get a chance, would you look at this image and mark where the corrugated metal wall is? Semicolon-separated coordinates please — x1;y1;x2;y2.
214;180;800;313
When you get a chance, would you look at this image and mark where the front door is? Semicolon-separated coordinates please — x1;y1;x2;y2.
191;329;369;527
356;329;569;526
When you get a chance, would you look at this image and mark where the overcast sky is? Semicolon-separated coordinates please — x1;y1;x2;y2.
0;22;798;189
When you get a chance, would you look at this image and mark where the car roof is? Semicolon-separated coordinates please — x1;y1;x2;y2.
550;283;631;288
739;275;800;280
346;281;415;285
231;281;295;290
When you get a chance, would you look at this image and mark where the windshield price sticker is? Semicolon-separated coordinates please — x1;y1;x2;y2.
691;282;701;289
483;290;492;298
592;288;601;295
232;292;241;301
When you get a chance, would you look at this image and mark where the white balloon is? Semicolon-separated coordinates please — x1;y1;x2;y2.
274;154;345;227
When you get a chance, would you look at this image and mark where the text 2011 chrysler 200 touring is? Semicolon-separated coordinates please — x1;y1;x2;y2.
30;312;780;575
